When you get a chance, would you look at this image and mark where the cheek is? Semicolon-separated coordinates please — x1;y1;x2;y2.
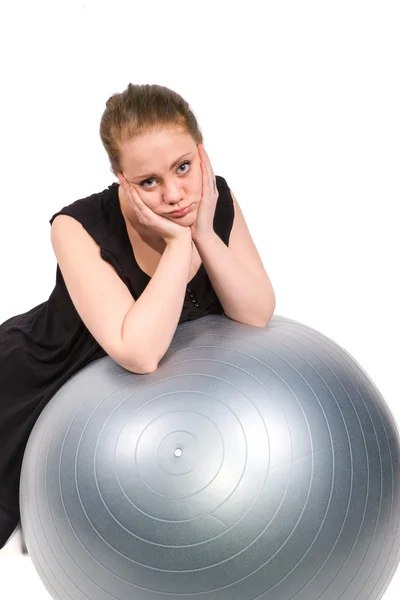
141;196;157;209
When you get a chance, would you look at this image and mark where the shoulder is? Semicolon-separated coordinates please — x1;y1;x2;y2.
49;183;121;243
215;175;232;202
215;175;229;191
216;174;229;188
49;183;119;227
213;175;235;244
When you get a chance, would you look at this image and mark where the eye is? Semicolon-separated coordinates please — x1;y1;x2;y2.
140;160;191;188
177;160;191;174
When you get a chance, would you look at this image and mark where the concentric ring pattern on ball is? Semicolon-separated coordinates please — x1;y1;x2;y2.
20;314;400;600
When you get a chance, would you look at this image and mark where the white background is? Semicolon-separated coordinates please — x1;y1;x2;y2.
0;0;399;598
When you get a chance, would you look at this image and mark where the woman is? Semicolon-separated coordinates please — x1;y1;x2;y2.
0;83;276;549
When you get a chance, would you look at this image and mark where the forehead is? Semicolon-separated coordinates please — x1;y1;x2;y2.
121;127;195;172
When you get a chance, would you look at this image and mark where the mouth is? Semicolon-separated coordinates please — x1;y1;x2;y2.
168;204;193;217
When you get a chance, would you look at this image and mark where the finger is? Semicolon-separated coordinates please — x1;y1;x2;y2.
203;165;213;198
118;173;130;189
200;151;208;198
200;145;210;180
201;146;213;175
119;174;135;201
201;147;216;194
120;175;145;208
120;173;137;195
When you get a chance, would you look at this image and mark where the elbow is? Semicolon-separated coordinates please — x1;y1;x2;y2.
141;361;159;374
118;342;166;373
261;294;276;327
123;362;158;375
129;360;159;375
136;352;160;374
118;354;159;375
249;292;277;328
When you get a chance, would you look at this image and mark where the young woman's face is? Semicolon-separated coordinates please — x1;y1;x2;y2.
118;125;202;226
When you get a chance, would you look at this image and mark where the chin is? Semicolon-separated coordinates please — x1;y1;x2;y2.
178;214;197;227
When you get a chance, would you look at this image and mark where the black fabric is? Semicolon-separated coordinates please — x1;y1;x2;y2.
0;503;20;549
0;177;234;548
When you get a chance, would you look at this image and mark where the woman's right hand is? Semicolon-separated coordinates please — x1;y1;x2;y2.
118;174;192;243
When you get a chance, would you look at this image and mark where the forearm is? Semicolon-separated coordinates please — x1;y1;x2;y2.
120;233;193;372
194;232;276;327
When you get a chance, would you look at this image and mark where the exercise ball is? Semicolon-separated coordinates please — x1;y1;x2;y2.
20;314;400;600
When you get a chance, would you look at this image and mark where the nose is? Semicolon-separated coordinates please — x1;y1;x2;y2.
162;181;184;205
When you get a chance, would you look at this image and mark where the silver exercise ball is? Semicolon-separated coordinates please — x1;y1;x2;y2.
20;314;400;600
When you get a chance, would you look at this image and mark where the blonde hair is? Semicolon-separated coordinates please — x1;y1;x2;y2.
99;83;204;176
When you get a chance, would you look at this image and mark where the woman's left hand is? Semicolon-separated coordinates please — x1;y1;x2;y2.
190;144;219;241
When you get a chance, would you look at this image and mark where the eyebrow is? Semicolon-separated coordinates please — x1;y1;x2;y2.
131;152;192;181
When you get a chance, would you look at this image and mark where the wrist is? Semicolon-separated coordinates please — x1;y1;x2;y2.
165;229;193;246
192;229;216;245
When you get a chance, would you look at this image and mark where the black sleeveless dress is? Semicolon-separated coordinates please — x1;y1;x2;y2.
0;176;234;546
